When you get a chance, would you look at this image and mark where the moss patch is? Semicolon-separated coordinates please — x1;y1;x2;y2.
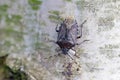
28;0;42;10
0;54;28;80
0;4;9;20
6;15;22;25
48;10;63;23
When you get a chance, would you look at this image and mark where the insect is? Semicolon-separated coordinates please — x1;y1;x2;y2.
54;18;88;59
47;18;88;59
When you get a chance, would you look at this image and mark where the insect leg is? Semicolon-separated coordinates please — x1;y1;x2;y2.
55;24;59;32
77;19;87;39
76;40;89;45
81;20;87;28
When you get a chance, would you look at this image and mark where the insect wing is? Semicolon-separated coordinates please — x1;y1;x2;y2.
68;23;78;45
57;23;67;41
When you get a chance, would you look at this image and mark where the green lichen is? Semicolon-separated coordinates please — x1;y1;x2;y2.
31;6;40;10
4;41;13;47
33;32;51;51
49;15;59;21
0;27;20;35
0;27;24;41
6;15;22;25
99;44;119;49
0;4;9;20
0;4;8;12
49;11;60;16
0;55;28;80
76;0;87;10
0;25;24;54
48;10;63;23
97;16;114;32
34;42;51;51
28;0;42;10
40;20;46;26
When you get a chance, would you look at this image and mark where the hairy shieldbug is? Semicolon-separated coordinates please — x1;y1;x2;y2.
47;18;89;59
54;18;88;59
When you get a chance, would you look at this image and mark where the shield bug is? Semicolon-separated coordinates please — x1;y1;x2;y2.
54;18;88;59
47;18;88;59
